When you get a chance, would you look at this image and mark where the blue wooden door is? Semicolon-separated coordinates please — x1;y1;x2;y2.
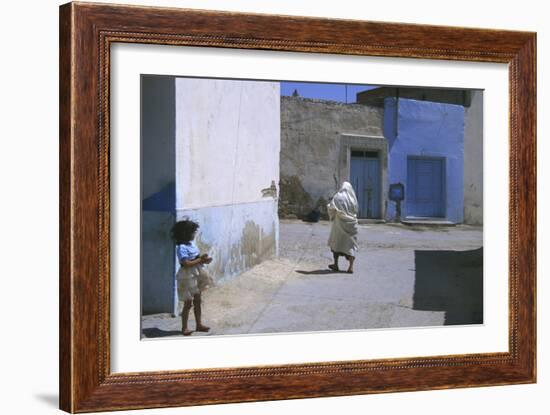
406;157;445;217
351;155;381;218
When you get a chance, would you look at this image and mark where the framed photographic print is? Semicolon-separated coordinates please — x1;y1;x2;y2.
59;2;536;412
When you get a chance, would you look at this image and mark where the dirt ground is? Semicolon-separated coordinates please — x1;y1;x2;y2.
141;220;483;339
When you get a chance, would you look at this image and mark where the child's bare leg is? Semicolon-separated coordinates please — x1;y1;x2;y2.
181;300;193;335
328;252;340;271
346;255;355;274
193;294;210;332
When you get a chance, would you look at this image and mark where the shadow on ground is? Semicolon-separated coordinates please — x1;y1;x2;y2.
142;328;181;338
295;269;341;275
413;247;483;325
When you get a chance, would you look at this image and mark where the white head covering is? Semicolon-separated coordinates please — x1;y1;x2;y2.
331;181;358;218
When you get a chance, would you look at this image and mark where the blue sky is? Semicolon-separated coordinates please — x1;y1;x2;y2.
280;81;377;103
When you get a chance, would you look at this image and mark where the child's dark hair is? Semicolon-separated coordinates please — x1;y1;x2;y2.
171;219;199;244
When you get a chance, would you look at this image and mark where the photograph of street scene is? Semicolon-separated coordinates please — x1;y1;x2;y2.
140;75;483;339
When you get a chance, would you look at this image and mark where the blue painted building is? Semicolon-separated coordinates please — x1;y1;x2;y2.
280;91;475;225
383;97;465;223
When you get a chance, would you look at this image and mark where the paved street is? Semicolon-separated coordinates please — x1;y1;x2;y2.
142;220;483;339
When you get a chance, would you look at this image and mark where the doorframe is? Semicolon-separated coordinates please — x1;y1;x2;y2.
339;133;388;219
406;155;447;218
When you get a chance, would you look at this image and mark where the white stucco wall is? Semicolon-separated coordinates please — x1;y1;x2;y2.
464;90;483;225
175;78;280;287
175;78;280;209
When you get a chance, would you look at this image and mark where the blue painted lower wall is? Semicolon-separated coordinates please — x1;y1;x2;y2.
142;200;278;315
384;97;465;223
176;200;279;309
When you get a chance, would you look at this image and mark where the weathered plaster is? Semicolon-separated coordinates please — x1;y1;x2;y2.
280;96;384;217
177;200;278;285
278;175;314;218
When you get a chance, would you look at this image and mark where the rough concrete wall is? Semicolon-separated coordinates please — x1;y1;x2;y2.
463;90;483;225
384;97;465;223
141;76;176;315
175;78;280;286
280;96;383;218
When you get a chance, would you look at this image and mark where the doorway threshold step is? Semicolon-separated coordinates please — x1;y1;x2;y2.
401;218;456;226
358;218;386;224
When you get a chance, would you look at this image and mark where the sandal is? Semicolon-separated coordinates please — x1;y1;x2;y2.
196;325;210;332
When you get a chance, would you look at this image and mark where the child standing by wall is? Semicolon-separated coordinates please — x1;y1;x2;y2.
171;219;213;336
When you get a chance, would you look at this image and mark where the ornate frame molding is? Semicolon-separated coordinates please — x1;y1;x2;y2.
60;2;536;412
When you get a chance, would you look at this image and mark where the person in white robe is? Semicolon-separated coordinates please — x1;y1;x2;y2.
327;181;359;273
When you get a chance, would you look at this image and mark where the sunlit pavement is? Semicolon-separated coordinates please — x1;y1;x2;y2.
141;220;483;339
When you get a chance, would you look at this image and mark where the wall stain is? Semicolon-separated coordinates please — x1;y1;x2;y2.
196;220;276;285
278;175;313;219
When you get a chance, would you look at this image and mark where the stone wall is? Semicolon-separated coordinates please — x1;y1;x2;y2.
280;96;384;219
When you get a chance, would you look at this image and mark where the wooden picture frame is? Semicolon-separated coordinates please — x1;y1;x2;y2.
59;2;536;412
